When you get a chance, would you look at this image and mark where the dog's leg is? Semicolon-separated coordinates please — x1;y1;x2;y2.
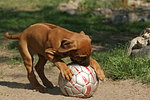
54;60;74;80
45;49;74;80
90;58;105;81
18;40;46;93
35;55;54;88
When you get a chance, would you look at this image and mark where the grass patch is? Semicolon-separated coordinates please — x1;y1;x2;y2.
7;41;18;50
0;0;67;11
0;72;4;79
5;56;23;65
91;44;150;84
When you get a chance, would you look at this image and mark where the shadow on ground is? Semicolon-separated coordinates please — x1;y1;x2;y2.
0;81;33;89
0;81;63;95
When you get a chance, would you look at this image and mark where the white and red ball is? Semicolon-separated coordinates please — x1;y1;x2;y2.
58;64;99;98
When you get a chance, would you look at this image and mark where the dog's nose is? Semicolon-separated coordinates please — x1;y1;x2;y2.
80;60;90;66
70;58;90;66
83;63;90;66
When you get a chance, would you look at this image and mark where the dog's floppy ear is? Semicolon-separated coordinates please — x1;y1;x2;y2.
58;38;77;53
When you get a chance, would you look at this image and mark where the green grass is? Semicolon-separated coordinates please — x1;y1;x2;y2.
1;0;150;85
91;45;150;84
0;0;67;10
0;71;3;79
5;54;23;65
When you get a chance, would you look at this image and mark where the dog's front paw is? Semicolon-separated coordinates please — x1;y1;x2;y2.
97;74;105;81
61;67;74;80
95;69;105;81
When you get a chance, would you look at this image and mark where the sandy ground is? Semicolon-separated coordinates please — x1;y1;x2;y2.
0;61;150;100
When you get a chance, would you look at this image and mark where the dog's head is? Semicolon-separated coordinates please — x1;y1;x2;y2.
58;31;92;66
141;28;150;39
69;34;92;66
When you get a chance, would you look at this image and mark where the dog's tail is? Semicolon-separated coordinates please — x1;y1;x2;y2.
5;32;21;40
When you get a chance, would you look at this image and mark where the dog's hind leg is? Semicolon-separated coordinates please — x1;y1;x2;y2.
35;55;54;88
18;39;46;93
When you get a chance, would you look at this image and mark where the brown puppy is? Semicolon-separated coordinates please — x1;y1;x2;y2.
5;23;105;93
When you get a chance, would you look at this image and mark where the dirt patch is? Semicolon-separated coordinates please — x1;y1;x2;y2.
0;61;150;100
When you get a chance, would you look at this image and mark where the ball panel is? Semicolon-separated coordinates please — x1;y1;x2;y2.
69;80;81;92
93;81;99;92
84;82;99;97
76;72;89;86
64;86;73;96
88;83;97;96
88;66;95;74
66;80;73;87
71;86;81;94
85;66;96;84
85;85;91;95
89;74;96;84
72;94;84;97
81;66;91;74
58;74;68;87
70;65;82;75
60;86;71;96
75;84;83;93
71;74;77;84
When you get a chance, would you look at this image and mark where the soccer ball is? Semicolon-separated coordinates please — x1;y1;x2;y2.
58;64;99;98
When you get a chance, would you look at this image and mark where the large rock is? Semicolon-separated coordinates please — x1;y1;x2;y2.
130;45;150;59
92;8;113;17
92;8;129;24
128;0;143;7
111;12;127;24
57;0;81;15
128;12;139;22
126;36;148;57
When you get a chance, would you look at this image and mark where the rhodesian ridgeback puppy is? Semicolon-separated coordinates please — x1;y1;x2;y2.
5;23;105;93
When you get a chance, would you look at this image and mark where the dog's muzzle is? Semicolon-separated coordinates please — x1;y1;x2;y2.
70;57;90;66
